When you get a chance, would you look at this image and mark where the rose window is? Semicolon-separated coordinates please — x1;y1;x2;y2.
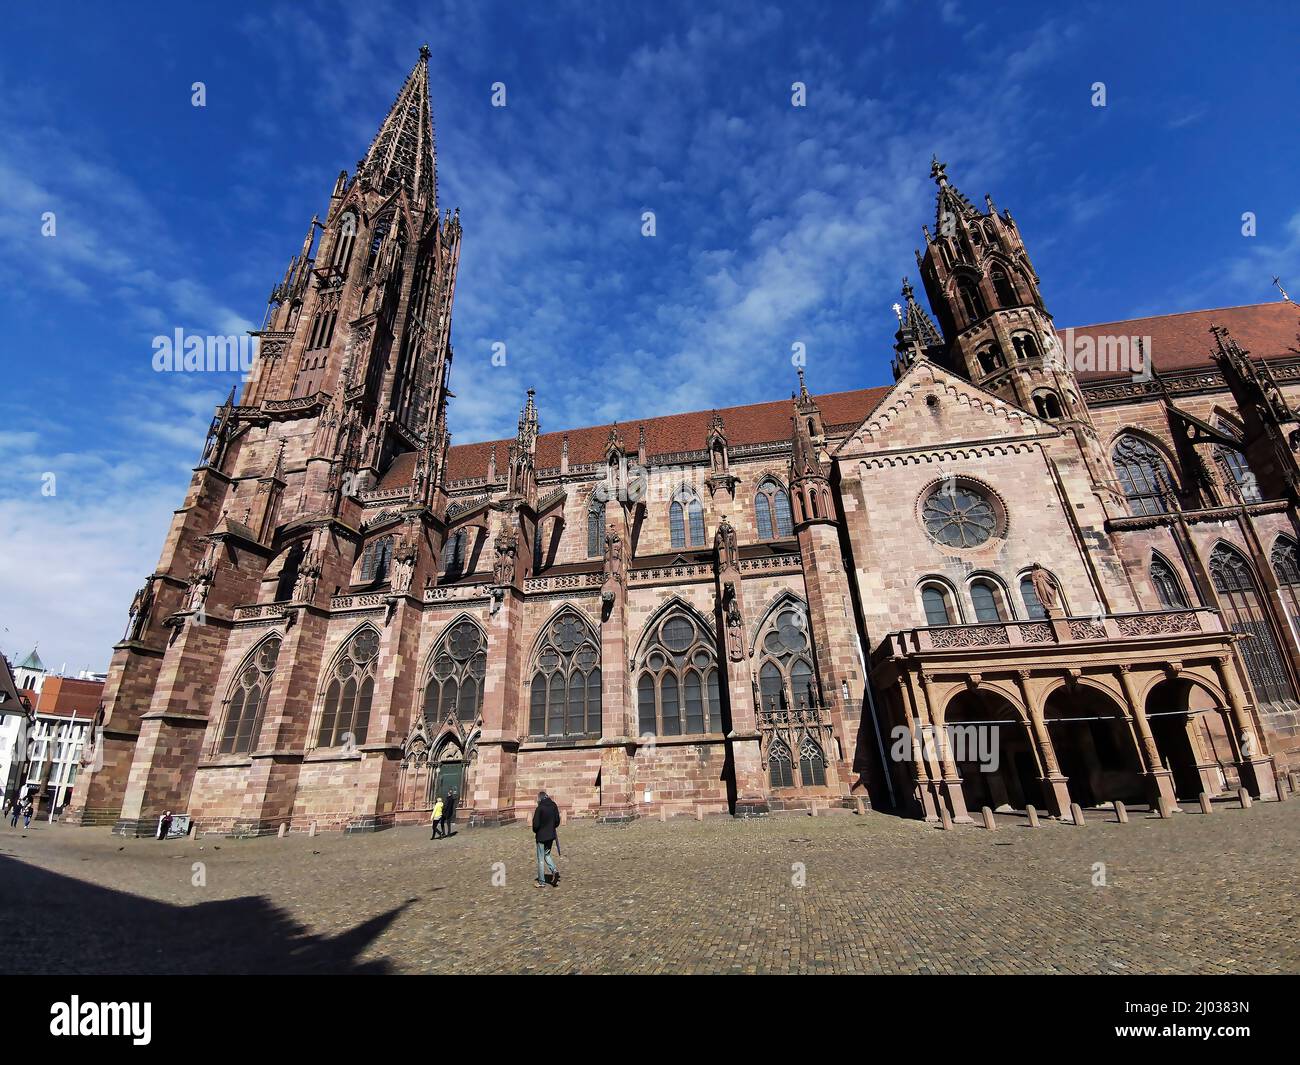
922;485;998;548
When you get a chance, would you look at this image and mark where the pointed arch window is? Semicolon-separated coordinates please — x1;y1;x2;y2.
1272;537;1300;628
1210;544;1294;705
527;609;601;738
1215;430;1258;501
533;519;554;573
768;738;795;789
360;535;394;583
441;529;470;580
422;620;488;729
636;608;721;736
274;541;305;603
956;276;985;322
756;603;818;712
587;499;604;558
669;487;706;549
990;266;1017;307
331;212;358;275
755;478;794;540
1150;554;1189;610
316;628;379;747
1112;435;1175;516
798;737;827;787
217;637;281;755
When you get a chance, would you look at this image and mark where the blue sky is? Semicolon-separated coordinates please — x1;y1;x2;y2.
1;0;1298;672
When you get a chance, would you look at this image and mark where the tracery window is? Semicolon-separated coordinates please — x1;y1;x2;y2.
331;212;357;275
1112;435;1174;516
360;536;394;583
1150;554;1189;610
1272;537;1300;628
636;608;721;736
768;738;795;789
921;483;998;548
527;609;601;738
316;628;379;747
669;487;706;549
422;620;488;728
1217;444;1258;502
756;604;817;711
755;478;794;540
798;736;828;787
1210;544;1294;704
217;636;281;755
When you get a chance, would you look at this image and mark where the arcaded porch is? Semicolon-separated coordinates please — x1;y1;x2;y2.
870;608;1282;822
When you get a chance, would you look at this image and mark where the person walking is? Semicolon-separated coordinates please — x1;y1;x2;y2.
22;800;33;828
430;795;445;840
6;801;17;828
443;789;458;838
531;790;561;888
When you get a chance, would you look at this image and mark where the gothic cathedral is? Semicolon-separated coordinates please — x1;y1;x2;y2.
68;50;1300;835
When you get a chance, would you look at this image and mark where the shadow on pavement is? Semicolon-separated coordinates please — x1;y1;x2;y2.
0;854;408;974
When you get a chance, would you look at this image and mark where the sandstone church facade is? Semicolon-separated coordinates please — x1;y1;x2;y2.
68;50;1300;835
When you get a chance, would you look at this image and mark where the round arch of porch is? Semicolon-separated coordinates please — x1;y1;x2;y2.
1040;682;1144;808
1142;675;1234;801
939;686;1044;813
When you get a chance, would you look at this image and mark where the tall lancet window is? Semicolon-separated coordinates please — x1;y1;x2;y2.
1210;544;1294;705
1112;435;1175;516
755;478;794;540
636;607;721;736
316;628;380;747
587;499;604;558
1150;554;1189;610
527;609;601;739
669;487;706;549
217;636;282;755
421;620;488;728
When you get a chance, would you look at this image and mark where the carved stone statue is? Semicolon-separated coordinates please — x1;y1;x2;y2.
493;527;518;586
294;546;323;602
722;579;745;662
125;577;155;641
603;522;625;585
188;538;220;613
1030;563;1061;616
714;516;740;570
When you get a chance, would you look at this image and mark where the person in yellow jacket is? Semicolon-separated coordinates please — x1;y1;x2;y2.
430;796;445;840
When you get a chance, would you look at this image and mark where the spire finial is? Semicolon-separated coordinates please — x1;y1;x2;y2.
797;367;809;398
419;43;431;61
930;155;948;186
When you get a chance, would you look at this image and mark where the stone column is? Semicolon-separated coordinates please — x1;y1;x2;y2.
918;673;971;823
598;514;635;822
714;530;768;817
898;675;937;821
1015;670;1072;818
1117;665;1178;809
1214;655;1279;800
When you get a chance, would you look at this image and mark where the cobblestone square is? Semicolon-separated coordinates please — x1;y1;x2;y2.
1;803;1296;975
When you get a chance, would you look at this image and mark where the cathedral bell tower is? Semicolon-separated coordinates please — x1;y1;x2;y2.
244;44;461;520
917;157;1111;489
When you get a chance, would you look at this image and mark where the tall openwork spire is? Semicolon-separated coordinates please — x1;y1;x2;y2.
360;45;437;207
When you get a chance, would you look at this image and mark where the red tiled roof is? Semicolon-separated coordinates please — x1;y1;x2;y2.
431;386;893;486
1068;301;1299;381
374;303;1299;490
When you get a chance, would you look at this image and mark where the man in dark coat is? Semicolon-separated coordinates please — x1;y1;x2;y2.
531;790;561;888
443;789;458;837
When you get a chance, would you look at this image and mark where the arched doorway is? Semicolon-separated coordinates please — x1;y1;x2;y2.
944;690;1043;812
429;737;467;805
1145;679;1231;800
1044;686;1144;807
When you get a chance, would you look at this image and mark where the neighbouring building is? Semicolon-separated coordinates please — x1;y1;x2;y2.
17;674;102;816
66;50;1299;836
0;656;35;807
